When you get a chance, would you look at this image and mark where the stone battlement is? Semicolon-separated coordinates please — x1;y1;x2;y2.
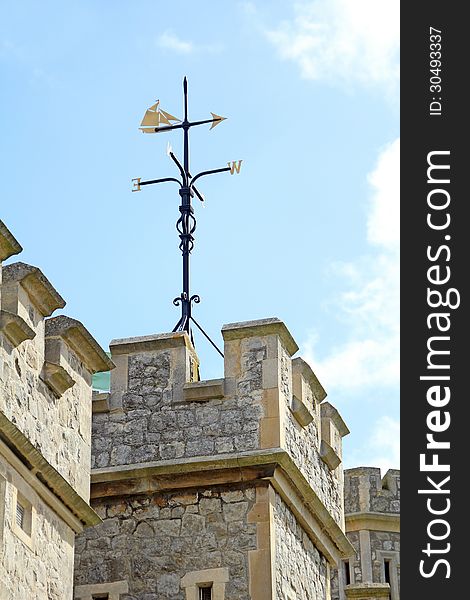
344;467;400;516
331;467;400;600
0;222;114;510
1;221;115;600
77;317;355;599
90;317;349;530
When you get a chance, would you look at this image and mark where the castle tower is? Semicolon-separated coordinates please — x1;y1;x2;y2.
74;317;353;599
331;467;400;600
0;222;114;599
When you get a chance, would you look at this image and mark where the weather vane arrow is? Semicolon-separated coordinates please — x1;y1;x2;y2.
131;77;242;356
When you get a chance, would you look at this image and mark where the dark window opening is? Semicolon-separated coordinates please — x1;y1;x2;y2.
199;586;212;600
384;559;391;584
344;560;351;585
92;595;109;599
16;501;25;529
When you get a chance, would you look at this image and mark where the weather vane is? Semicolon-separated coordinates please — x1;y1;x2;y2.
132;77;242;356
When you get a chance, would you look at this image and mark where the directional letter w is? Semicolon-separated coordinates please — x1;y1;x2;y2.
228;160;243;175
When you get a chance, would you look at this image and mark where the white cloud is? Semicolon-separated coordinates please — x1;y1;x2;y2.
367;138;400;250
303;138;399;392
266;0;399;99
345;415;400;473
157;31;222;55
157;31;194;54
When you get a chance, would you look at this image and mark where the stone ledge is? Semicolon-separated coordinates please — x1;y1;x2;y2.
75;580;129;600
183;378;225;402
91;448;286;484
345;583;391;599
92;392;110;413
2;262;65;317
91;463;277;500
181;567;229;587
0;411;101;531
40;360;76;397
345;511;400;533
110;330;195;356
319;439;341;471
0;309;35;347
222;318;299;356
0;221;22;261
292;357;327;402
90;446;353;563
45;316;115;374
290;395;314;427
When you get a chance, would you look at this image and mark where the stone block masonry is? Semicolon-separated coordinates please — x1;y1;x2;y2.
331;467;400;600
274;491;329;600
76;317;354;599
0;457;75;599
0;221;114;600
75;482;258;600
91;320;348;530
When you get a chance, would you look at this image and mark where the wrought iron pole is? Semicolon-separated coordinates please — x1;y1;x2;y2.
175;77;197;336
133;76;242;354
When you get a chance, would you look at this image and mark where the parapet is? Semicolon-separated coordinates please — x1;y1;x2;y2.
320;402;350;470
2;262;65;318
344;467;400;518
0;229;114;519
92;316;350;536
1;262;66;349
42;316;115;397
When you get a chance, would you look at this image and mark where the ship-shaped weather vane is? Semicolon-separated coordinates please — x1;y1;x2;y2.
132;77;242;357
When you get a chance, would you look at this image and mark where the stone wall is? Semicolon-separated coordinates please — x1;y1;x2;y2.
370;531;400;584
79;318;352;600
1;327;93;500
273;491;328;600
0;456;75;600
346;531;362;584
91;341;264;469
75;482;259;600
0;263;108;501
344;468;400;515
92;321;345;533
331;467;400;600
277;345;345;528
283;386;343;526
1;223;113;600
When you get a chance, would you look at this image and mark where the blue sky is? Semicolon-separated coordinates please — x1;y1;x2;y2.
1;0;399;472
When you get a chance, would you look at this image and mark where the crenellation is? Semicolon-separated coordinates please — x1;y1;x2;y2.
331;467;400;600
0;221;113;600
1;262;66;321
1;308;112;500
1;217;398;599
344;467;400;516
76;316;355;599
